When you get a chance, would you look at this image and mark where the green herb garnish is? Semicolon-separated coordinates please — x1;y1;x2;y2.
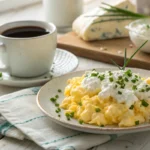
95;108;101;112
111;41;148;70
147;24;150;29
120;84;125;89
56;108;61;113
131;79;137;83
124;77;129;82
100;125;105;127
135;120;139;125
109;71;113;76
55;95;59;99
79;120;84;124
86;3;149;24
70;112;74;118
146;87;150;92
58;89;62;93
98;74;105;81
118;91;122;95
114;85;118;88
125;69;132;77
78;102;82;106
91;72;99;77
55;103;60;107
65;113;71;120
141;100;149;107
139;89;145;92
118;76;122;80
65;112;75;120
132;85;137;90
50;97;57;103
129;105;134;110
109;77;114;82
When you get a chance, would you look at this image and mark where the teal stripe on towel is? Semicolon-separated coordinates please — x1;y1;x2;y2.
3;115;46;135
42;133;83;145
0;93;35;103
0;121;12;133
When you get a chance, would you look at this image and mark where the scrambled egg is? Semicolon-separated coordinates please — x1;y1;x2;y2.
60;70;150;127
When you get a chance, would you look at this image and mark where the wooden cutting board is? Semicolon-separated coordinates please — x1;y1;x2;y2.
57;32;150;70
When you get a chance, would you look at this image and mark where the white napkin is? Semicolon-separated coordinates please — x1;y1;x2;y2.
0;87;118;150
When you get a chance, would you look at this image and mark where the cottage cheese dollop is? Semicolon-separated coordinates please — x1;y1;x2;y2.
82;70;150;107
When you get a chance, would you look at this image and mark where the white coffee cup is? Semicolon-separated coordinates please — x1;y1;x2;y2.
0;20;57;78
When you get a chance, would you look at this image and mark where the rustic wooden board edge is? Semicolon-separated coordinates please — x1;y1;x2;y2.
57;43;150;70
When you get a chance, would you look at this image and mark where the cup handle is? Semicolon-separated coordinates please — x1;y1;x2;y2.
0;42;8;72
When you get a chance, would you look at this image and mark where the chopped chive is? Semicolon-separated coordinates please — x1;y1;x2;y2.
95;108;101;112
0;73;2;77
132;85;137;90
109;77;114;82
114;85;118;88
55;108;61;113
98;74;105;81
141;100;149;107
124;77;129;82
79;120;83;124
147;24;150;29
129;105;134;110
78;102;82;106
58;114;61;117
125;69;132;77
91;72;99;77
70;112;74;118
55;110;59;113
108;71;113;76
58;89;62;93
118;76;122;80
135;120;139;125
50;97;57;102
58;108;61;112
65;113;71;120
116;80;124;86
131;79;136;83
55;95;59;99
118;91;122;95
120;84;125;89
100;125;104;127
67;117;70;121
139;89;145;92
66;113;70;117
146;87;150;92
55;103;59;107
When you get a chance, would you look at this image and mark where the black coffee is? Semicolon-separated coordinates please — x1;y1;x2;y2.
2;26;49;38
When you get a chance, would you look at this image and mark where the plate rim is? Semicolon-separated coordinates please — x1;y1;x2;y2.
36;67;150;134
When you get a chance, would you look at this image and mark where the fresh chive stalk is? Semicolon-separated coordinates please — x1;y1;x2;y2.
86;3;150;24
111;41;148;70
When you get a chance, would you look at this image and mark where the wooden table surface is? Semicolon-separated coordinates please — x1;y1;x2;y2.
0;0;150;150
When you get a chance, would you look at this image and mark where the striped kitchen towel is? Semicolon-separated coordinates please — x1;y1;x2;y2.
0;87;118;150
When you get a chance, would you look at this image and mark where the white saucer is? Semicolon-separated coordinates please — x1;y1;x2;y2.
0;48;78;87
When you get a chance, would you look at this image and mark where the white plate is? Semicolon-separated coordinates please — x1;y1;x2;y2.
0;48;78;87
37;67;150;134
